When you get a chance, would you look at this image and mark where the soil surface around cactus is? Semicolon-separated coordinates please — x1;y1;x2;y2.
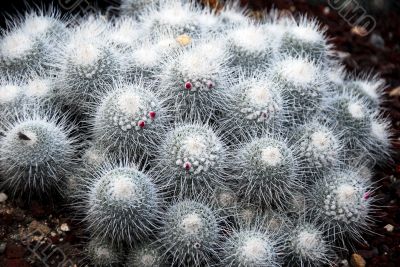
1;1;400;267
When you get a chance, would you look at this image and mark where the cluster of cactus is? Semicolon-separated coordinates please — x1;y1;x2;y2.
0;0;391;266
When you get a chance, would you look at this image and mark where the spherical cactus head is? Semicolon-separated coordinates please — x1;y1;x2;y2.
345;74;385;108
20;11;68;40
220;72;286;140
285;223;334;267
93;81;167;159
0;108;77;199
211;186;239;216
158;199;221;266
309;168;374;244
155;123;227;196
126;242;165;267
323;90;376;160
0;77;24;114
85;164;160;245
217;1;250;27
87;237;123;267
270;55;326;124
55;25;125;108
368;115;392;164
108;17;141;50
160;40;232;120
294;120;343;178
0;28;47;76
234;135;301;209
279;17;330;61
221;220;283;267
140;0;199;35
225;22;274;70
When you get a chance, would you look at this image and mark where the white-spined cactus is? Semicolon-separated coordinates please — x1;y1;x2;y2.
92;80;168;159
80;162;162;245
158;199;222;266
308;168;374;245
292;120;343;179
220;217;283;267
126;242;165;267
269;55;327;124
232;135;302;209
219;71;286;140
160;39;233;120
0;11;66;76
224;22;274;71
54;19;126;109
279;16;331;61
87;237;124;267
284;222;335;267
154;123;228;196
0;105;78;199
0;2;393;266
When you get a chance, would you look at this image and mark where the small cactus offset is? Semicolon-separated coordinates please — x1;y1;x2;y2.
77;161;162;245
0;0;393;266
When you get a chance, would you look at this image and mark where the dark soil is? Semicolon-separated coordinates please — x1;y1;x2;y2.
1;1;400;266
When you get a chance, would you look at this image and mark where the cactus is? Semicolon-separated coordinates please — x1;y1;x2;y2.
159;39;233;120
219;71;286;140
0;11;65;76
322;90;390;163
140;0;200;35
217;1;250;27
269;55;327;124
120;0;156;17
154;123;228;196
158;199;222;266
92;80;168;158
54;19;126;109
292;120;343;179
108;17;141;52
224;22;274;71
220;217;283;267
345;73;385;108
87;237;124;267
0;105;78;199
308;168;374;245
80;162;161;245
279;16;331;61
126;242;165;267
232;135;302;209
0;76;24;117
0;2;393;266
285;222;334;267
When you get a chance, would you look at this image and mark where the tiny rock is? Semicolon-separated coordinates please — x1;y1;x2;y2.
340;259;349;267
60;223;70;232
28;220;50;236
0;242;6;254
384;224;394;232
0;192;8;203
350;253;366;267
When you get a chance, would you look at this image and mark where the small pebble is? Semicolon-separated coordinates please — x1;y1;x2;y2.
384;224;394;232
340;259;349;267
0;242;6;254
350;253;366;267
60;223;70;232
0;192;8;203
28;220;51;236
